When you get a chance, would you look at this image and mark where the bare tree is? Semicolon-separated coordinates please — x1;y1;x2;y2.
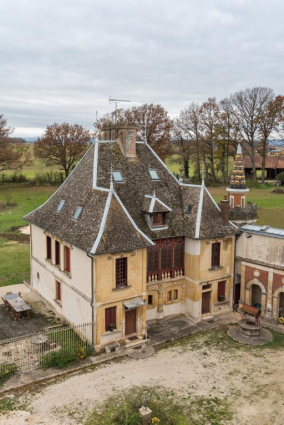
174;102;204;182
0;115;32;172
34;123;91;178
215;98;240;183
257;95;284;182
230;87;274;183
199;98;220;183
96;104;173;160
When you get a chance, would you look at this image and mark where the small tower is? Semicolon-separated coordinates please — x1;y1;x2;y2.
226;142;257;226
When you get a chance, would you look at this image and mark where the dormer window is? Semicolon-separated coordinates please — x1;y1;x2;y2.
151;212;166;227
57;200;65;212
185;204;193;214
112;171;123;182
73;206;82;220
149;169;160;180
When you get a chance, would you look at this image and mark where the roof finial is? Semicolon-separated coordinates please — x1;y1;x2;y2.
237;136;242;155
201;170;205;186
110;163;114;191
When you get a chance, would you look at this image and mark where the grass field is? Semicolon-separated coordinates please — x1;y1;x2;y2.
0;186;57;286
209;185;284;228
0;173;283;287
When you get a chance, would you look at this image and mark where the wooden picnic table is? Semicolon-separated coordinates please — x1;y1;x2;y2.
1;293;31;320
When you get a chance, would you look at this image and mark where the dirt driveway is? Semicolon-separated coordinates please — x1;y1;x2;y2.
0;327;283;425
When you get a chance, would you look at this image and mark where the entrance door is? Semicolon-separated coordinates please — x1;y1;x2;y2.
202;291;211;314
125;309;136;335
251;284;262;309
234;283;241;304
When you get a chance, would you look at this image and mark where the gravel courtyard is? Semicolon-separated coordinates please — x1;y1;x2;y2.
0;327;283;425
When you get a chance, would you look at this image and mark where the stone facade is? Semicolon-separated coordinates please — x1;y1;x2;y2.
236;225;284;323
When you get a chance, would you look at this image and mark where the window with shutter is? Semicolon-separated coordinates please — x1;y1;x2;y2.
46;236;52;260
211;243;220;268
55;280;61;302
105;306;117;331
55;241;60;266
64;246;71;273
116;258;127;288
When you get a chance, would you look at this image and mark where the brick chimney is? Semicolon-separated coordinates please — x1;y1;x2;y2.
117;124;137;160
219;195;230;225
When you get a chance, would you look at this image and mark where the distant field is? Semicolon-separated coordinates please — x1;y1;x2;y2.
1;144;61;179
0;157;283;287
0;186;58;286
208;185;284;229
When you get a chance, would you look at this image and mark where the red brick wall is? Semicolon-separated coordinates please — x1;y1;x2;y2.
273;273;284;293
245;266;268;291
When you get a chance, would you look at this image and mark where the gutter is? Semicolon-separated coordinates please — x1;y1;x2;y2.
87;252;95;346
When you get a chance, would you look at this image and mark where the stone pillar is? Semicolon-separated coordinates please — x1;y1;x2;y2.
156;283;164;324
139;407;152;425
265;269;273;320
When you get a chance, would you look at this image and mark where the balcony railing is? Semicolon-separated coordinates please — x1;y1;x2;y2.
229;203;257;219
147;268;184;283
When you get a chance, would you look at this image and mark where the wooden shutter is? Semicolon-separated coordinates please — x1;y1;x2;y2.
211;243;220;268
105;306;117;331
218;281;226;298
47;236;52;260
65;246;70;273
56;281;61;301
55;241;60;266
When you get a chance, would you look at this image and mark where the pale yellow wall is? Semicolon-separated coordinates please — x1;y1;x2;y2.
184;236;235;317
94;248;147;346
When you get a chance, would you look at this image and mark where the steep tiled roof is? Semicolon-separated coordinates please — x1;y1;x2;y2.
24;140;237;254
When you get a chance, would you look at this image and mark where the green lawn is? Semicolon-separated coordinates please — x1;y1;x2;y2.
0;144;61;180
208;185;284;228
0;186;58;286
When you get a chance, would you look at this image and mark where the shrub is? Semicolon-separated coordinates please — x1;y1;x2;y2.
276;171;284;186
0;364;17;385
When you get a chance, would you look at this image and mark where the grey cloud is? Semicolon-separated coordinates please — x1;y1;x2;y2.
1;0;284;136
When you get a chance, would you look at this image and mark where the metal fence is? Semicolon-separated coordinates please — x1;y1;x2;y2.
0;322;94;375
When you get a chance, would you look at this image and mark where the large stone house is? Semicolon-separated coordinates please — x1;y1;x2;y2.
24;124;238;350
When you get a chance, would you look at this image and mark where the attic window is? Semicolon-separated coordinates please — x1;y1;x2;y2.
112;171;123;182
73;206;82;220
185;204;193;214
149;169;160;180
57;200;65;212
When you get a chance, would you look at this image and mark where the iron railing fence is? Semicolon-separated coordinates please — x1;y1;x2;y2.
0;322;94;375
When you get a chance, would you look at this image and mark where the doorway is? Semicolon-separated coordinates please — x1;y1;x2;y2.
278;292;284;319
251;284;262;309
125;309;136;335
202;291;211;314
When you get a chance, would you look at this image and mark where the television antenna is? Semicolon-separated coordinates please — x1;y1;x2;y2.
109;97;131;111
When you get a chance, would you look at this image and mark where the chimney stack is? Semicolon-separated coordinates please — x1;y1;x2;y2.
219;196;230;225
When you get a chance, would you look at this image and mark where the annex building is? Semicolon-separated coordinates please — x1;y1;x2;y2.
24;124;239;350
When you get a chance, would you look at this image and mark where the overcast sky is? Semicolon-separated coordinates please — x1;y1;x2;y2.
1;0;284;137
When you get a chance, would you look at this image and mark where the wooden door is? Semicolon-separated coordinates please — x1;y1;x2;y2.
234;283;241;304
202;291;211;314
125;309;136;335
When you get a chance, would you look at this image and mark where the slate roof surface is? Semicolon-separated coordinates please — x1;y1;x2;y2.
24;140;237;254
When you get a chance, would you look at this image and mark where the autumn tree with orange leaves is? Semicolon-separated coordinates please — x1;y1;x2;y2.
34;123;91;178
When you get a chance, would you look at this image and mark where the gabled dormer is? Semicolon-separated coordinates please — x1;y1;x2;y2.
142;191;172;230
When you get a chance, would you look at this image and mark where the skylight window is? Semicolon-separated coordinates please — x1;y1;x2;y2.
112;171;123;182
73;206;82;220
57;199;65;212
149;169;160;180
185;204;193;214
